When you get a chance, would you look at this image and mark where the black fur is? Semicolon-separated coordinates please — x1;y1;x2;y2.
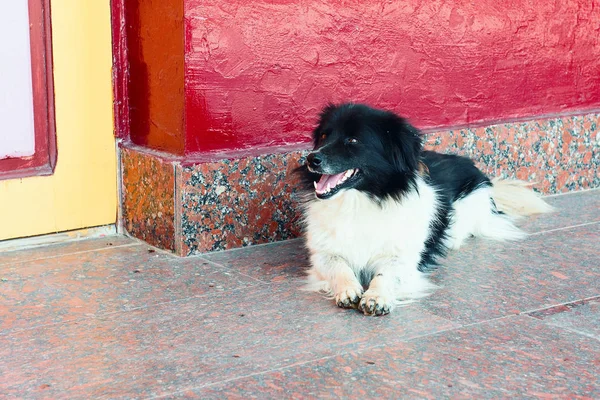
299;103;422;201
418;151;492;270
298;103;496;269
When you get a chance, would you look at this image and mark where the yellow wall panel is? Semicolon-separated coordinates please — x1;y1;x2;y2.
0;0;117;240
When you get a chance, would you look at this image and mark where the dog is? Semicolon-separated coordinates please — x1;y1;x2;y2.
298;103;553;316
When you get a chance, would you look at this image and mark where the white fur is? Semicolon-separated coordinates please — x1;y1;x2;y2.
303;176;553;314
445;187;526;250
303;177;439;311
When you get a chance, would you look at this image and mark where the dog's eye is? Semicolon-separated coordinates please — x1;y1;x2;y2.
347;138;359;144
320;133;327;141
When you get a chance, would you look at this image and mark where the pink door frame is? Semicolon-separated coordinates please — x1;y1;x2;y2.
0;0;56;181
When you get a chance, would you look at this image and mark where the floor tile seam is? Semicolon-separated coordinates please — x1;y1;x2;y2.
0;317;83;337
401;309;600;345
194;256;286;285
395;323;466;344
150;354;341;399
0;243;143;268
194;256;267;283
527;221;600;237
542;187;600;198
152;313;506;397
152;314;503;398
125;236;179;257
446;296;600;331
522;313;600;342
0;282;266;337
403;313;523;341
190;237;304;259
96;281;266;316
521;295;600;316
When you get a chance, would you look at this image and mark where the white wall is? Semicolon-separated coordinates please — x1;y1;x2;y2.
0;1;35;159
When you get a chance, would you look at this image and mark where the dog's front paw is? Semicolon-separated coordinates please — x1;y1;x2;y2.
358;290;392;316
335;287;363;309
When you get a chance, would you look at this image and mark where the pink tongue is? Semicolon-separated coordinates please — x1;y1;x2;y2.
316;172;346;192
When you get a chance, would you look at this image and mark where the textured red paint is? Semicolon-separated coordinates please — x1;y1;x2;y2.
182;0;600;153
117;1;600;155
125;0;185;154
0;0;56;180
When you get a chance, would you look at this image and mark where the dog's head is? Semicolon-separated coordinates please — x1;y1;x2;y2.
305;103;423;200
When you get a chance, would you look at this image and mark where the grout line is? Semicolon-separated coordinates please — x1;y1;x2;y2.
88;267;286;319
520;295;600;316
101;282;263;316
522;313;600;342
187;237;304;259
433;313;520;331
0;242;142;267
154;311;520;398
150;354;342;399
542;187;600;199
0;279;266;337
124;235;180;257
527;221;600;236
0;225;119;252
195;256;277;285
530;317;600;341
0;318;83;337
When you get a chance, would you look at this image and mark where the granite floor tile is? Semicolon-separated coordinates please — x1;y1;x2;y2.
529;297;600;340
200;238;309;283
520;189;600;234
199;216;600;323
197;189;599;285
420;223;600;324
0;236;136;266
0;245;258;332
1;189;598;399
185;315;600;399
0;283;457;399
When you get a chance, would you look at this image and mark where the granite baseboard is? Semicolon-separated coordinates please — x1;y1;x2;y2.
120;113;599;256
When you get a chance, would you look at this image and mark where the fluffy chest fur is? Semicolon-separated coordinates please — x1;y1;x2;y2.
304;178;439;271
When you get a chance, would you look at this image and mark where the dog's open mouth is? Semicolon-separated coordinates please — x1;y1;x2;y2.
314;169;359;199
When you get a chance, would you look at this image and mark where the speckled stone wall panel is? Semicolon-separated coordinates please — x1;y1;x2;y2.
121;147;176;251
425;114;600;193
178;152;306;255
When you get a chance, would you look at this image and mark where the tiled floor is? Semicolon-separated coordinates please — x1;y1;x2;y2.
1;190;599;399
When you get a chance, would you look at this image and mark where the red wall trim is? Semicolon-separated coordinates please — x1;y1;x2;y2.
110;0;130;140
0;0;56;181
125;0;186;154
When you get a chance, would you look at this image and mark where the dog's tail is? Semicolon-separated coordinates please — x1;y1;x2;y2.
491;178;554;217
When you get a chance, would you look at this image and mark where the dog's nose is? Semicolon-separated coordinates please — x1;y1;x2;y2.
307;153;322;169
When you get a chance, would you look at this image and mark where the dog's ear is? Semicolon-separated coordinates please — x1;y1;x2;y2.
384;114;423;173
312;103;338;147
318;102;338;122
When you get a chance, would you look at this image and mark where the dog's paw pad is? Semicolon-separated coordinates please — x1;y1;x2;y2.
335;288;363;309
358;291;392;316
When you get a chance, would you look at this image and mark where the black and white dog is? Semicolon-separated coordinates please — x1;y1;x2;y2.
299;103;552;316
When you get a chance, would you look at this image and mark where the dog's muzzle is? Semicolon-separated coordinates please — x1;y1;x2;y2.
306;152;323;172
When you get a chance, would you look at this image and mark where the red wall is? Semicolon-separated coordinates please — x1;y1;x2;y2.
124;0;600;155
184;0;600;154
125;0;185;154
